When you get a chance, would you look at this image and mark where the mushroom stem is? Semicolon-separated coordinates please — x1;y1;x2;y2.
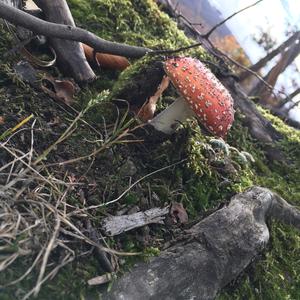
149;97;195;134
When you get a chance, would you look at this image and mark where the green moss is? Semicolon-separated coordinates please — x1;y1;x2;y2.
216;107;300;299
0;0;299;299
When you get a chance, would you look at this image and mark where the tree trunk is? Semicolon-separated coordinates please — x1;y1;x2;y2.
250;39;300;104
239;31;300;82
224;77;283;145
33;0;96;83
104;186;300;300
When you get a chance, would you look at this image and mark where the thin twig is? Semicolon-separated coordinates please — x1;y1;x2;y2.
0;2;150;58
73;159;187;212
203;0;263;39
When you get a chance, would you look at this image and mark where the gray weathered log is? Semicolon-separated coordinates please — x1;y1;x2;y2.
104;186;299;300
0;0;21;8
32;0;96;83
102;207;169;236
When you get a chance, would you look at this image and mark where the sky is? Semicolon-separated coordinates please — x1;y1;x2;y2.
209;0;300;120
210;0;300;61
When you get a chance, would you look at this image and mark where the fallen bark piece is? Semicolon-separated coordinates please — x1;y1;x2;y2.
104;186;300;300
88;273;115;286
101;207;169;236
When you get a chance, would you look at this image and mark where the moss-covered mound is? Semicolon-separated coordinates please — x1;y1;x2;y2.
0;1;299;299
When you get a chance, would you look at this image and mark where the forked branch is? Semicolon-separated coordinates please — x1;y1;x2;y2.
0;2;151;58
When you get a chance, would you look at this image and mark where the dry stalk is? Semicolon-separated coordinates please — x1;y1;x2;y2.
0;109;145;297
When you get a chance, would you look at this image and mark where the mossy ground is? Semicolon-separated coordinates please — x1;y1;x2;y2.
0;1;299;299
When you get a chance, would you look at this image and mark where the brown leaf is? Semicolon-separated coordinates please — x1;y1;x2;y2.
136;76;170;122
136;99;157;122
170;202;188;224
53;80;75;105
0;116;5;125
82;43;130;70
41;76;75;105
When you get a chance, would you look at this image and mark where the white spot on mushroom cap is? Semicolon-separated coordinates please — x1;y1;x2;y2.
164;56;235;137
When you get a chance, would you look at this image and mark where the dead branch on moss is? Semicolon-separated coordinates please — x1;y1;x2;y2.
104;186;300;300
33;0;96;82
0;2;151;58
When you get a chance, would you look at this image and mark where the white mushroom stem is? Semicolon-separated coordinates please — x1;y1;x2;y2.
149;97;195;134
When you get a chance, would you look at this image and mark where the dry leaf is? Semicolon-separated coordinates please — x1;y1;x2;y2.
82;44;130;70
41;76;75;105
0;116;5;125
137;76;170;122
170;202;188;224
53;80;75;105
136;100;157;122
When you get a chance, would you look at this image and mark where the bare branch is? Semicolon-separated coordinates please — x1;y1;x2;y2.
203;0;263;39
286;99;300;112
0;2;151;58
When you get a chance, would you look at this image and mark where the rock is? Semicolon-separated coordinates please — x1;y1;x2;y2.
119;159;137;177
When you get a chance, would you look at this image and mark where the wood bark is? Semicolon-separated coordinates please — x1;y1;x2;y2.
104;186;300;300
223;77;284;149
32;0;96;83
1;0;21;8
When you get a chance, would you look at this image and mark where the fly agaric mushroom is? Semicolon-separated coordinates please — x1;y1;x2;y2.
149;57;234;137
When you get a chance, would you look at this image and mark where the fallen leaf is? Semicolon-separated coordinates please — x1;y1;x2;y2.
82;43;130;70
136;75;170;122
41;75;75;105
0;116;5;125
170;202;188;224
136;99;157;122
53;80;75;105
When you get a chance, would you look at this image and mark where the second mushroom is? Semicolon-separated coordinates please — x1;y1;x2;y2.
148;57;235;138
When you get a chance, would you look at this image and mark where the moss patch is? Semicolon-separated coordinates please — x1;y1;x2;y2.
0;1;299;300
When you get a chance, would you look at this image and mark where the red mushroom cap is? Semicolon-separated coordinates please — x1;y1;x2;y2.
164;57;234;137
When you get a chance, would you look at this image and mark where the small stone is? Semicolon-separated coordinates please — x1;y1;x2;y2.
119;159;137;177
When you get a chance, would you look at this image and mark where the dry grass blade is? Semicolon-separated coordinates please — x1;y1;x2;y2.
33;215;61;296
0;106;145;297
